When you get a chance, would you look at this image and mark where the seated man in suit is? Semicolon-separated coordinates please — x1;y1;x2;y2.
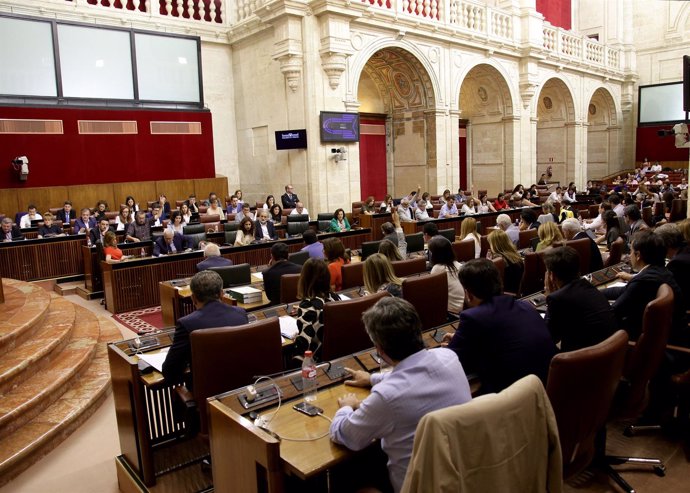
281;184;299;209
1;217;24;242
226;195;241;215
55;200;76;224
196;243;233;271
262;242;302;305
623;204;648;242
330;297;472;493
603;230;686;345
560;218;603;273
300;229;324;259
19;204;42;229
655;223;690;315
444;258;556;393
90;216;113;245
125;211;152;242
254;209;278;241
73;207;97;235
146;203;164;227
162;270;248;384
153;229;189;256
543;246;615;352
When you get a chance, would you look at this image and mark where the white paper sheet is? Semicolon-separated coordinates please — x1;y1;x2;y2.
279;315;299;342
138;347;169;372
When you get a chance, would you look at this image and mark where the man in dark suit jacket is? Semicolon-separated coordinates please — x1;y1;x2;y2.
603;230;685;344
1;217;24;242
654;224;690;343
254;209;279;241
90;217;114;245
162;270;248;384
445;259;556;393
153;230;189;256
281;184;299;209
543;246;616;352
196;243;233;271
263;242;302;305
55;201;76;224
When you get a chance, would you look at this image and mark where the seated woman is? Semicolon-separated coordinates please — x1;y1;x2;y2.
329;208;351;232
323;237;349;291
535;221;563;252
180;202;193;224
422;192;435;211
294;258;340;359
124;196;139;221
93;200;109;222
234;217;255;246
103;231;127;262
363;253;403;297
378;238;403;262
115;206;132;232
269;204;283;223
428;236;465;317
537;202;558;225
487;229;524;294
459;217;481;258
167;210;186;235
460;197;478;215
262;194;275;210
361;196;376;215
379;194;394;213
477;194;496;214
37;212;65;238
206;197;226;220
596;210;625;250
493;192;509;210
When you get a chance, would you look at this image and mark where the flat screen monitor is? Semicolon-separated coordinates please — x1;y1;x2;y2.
320;112;360;142
275;129;307;150
638;82;686;124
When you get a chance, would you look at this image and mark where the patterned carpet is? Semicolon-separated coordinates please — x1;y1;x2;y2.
112;306;165;335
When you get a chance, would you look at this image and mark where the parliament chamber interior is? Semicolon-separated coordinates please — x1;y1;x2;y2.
1;0;690;492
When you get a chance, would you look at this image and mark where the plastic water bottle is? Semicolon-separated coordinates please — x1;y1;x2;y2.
301;351;317;402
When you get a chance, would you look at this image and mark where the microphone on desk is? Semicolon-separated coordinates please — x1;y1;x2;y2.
251;361;334;382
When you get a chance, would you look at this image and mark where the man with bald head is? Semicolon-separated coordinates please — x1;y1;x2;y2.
153;229;189;256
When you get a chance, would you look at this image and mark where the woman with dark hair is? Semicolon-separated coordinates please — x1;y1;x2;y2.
124;196;139;221
269;204;283;223
477;194;496;214
361;196;376;215
167;210;186;235
379;194;394;213
234;216;255;246
262;195;275;210
179;202;192;224
115;206;132;232
378;238;403;262
493;192;509;210
93;200;109;221
329;208;351;232
323;237;349;291
428;236;464;315
234;189;244;208
596;210;625;251
294;258;340;359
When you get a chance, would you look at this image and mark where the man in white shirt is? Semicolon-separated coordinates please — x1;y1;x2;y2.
548;187;562;203
289;201;310;221
397;198;414;222
651;161;662;172
611;195;625;217
19;205;42;229
584;201;611;234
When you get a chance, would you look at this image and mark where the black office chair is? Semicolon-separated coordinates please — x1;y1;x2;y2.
288;250;309;266
209;263;251;288
183;223;206;235
360;240;382;260
224;222;239;232
286;214;309;236
317;213;332;233
185;232;207;249
224;231;237;245
405;232;424;254
439;228;455;243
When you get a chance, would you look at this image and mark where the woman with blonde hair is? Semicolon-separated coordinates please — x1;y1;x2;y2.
459;217;481;258
363;253;403;297
487;229;524;294
378;238;403;262
537;202;557;224
535;221;563;252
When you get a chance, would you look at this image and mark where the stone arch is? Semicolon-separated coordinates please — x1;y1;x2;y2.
353;44;440;197
535;77;578;186
586;86;621;180
457;63;516;195
453;59;518;117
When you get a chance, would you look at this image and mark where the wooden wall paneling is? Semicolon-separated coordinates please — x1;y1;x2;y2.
112;181;158;209
155;180;190;207
15;186;69;216
68;183;116;213
194;177;228;204
0;189;19;220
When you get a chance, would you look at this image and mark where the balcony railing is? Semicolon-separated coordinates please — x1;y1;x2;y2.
71;0;227;24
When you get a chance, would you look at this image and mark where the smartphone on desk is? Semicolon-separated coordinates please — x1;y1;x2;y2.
293;401;323;417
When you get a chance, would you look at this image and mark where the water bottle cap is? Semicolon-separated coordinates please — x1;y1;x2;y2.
304;350;313;357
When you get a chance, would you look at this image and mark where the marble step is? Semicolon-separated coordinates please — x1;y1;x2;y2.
0;279;52;358
0;317;121;487
0;296;77;396
0;304;101;441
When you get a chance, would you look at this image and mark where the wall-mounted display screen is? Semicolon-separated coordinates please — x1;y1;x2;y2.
320;112;360;142
275;129;307;150
638;82;686;125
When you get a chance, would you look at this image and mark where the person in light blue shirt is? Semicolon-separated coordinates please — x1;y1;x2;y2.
330;297;472;493
300;229;324;259
438;196;458;219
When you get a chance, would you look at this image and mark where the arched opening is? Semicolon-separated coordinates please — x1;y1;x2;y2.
458;64;515;196
356;47;436;198
587;87;619;180
536;78;577;186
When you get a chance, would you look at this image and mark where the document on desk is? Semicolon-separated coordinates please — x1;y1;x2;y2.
607;281;627;288
339;294;351;301
139;348;169;372
251;272;264;282
279;316;299;343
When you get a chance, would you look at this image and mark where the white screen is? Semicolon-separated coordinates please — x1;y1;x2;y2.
58;24;133;99
0;17;57;97
135;33;200;102
639;83;686;124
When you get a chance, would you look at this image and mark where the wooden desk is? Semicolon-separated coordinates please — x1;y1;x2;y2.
0;234;86;281
359;213;391;240
400;207;540;236
103;229;371;314
82;241;153;292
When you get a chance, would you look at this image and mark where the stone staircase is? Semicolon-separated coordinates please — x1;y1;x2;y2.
0;278;121;487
